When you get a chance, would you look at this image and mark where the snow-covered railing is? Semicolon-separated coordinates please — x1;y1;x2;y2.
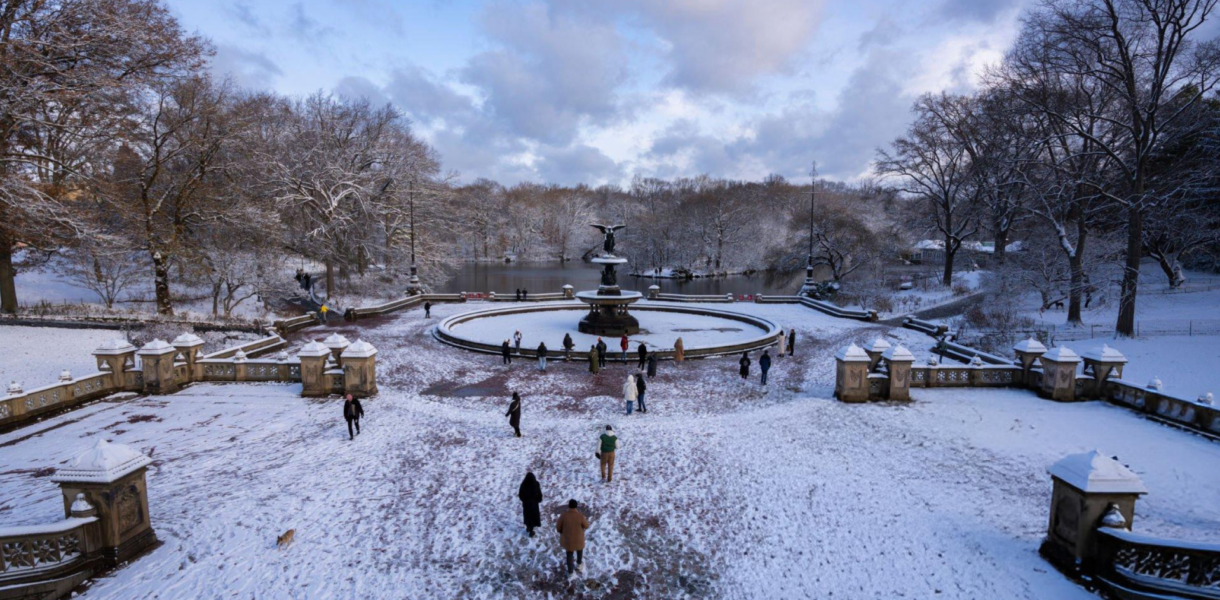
1104;379;1220;438
202;335;285;359
346;292;465;321
1095;525;1220;598
901;316;948;336
652;292;734;303
2;371;126;430
488;292;567;302
273;313;316;335
0;517;98;584
933;340;1012;366
756;295;878;321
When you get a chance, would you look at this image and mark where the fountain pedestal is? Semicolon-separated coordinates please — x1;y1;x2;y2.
576;256;641;336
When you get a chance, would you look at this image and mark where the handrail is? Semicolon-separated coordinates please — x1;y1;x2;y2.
1096;527;1220;599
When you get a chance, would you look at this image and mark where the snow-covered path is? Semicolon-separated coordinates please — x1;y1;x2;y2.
2;303;1218;599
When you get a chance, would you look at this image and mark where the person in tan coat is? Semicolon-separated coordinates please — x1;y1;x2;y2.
674;337;685;362
556;499;590;577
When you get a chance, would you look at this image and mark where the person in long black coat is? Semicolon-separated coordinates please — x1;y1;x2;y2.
787;329;795;356
646;353;658;378
635;373;648;413
739;352;751;380
636;342;648;370
501;340;512;365
506;392;522;437
518;472;543;537
596;338;608;368
759;350;772;385
343;394;364;440
563;333;574;361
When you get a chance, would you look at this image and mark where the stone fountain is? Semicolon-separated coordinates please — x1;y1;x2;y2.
575;224;642;335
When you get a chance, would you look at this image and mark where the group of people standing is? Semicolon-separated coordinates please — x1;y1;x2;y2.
736;328;795;385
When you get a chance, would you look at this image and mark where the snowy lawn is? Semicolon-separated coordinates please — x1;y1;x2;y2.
2;303;1217;599
0;325;122;388
1059;335;1220;400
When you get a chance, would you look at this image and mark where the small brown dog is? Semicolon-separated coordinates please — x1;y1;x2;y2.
276;529;295;547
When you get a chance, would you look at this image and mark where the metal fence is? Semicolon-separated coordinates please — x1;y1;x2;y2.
957;319;1220;347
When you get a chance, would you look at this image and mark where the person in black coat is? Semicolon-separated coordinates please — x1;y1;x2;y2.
515;288;522;301
537;342;548;372
760;350;772;385
787;329;795;356
518;472;543;537
501;339;512;365
424;301;432;318
506;392;522;437
343;394;364;440
739;352;751;380
635;373;648;413
523;289;529;300
563;333;574;361
636;342;648;370
647;353;658;378
596;338;608;368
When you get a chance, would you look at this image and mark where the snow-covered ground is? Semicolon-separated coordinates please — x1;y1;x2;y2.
0;326;124;387
1059;336;1220;400
2;302;1219;599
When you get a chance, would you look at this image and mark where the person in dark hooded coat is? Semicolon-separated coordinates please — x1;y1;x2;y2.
518;472;543;537
506;392;522;437
646;353;658;377
563;333;574;361
787;329;796;356
635;373;648;413
759;350;772;385
636;342;648;370
596;338;608;368
501;339;512;365
739;352;751;380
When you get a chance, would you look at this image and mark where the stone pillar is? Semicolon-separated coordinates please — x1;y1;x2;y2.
1040;450;1146;574
340;340;379;398
51;439;157;566
172;333;205;383
968;354;986;386
297;341;331;397
138;340;179;395
648;285;660;299
323;333;350;366
1013;338;1047;387
882;345;915;401
92;339;137;391
834;343;871;403
865;338;891;372
562;284;575;299
1081;344;1127;397
1039;346;1080;402
233;349;249;381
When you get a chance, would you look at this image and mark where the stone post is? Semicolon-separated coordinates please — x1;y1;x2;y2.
275;350;292;380
323;333;351;366
172;333;205;383
1040;450;1146;574
834;343;871;403
1013;338;1047;387
92;339;137;391
340;340;379;398
233;349;249;381
1038;346;1080;402
968;354;986;386
1081;344;1127;399
648;285;660;299
562;284;575;299
51;439;157;566
882;345;915;401
297;341;331;397
137;340;179;395
865;338;891;372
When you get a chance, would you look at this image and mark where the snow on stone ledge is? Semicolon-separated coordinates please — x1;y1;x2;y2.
1048;450;1147;494
172;333;205;347
137;339;176;356
341;340;378;358
50;439;152;484
868;338;892;353
882;345;915;362
835;343;870;362
1040;346;1080;363
93;339;136;355
1013;338;1047;354
296;341;330;358
1081;344;1127;364
323;333;351;350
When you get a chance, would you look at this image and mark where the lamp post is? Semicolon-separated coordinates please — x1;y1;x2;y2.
407;178;422;294
800;162;818;296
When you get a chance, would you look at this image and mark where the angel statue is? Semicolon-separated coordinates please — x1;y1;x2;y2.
590;224;626;255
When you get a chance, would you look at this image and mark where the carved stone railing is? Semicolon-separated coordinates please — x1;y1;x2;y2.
201;335;285;360
755;295;877;321
0;518;98;582
1095;528;1220;599
653;292;735;303
345;292;466;322
1104;380;1220;438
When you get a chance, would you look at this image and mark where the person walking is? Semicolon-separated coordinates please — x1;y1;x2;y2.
518;472;542;537
537;342;548;372
556;499;590;578
588;344;600;374
506;392;522;437
619;334;629;362
424;301;432;318
318;303;330;324
776;329;787;356
523;289;529;300
635;373;647;413
759;350;772;385
597;338;608;369
563;333;574;361
739;352;751;381
501;339;512;365
787;329;795;356
623;374;638;415
514;330;523;354
596;425;619;482
674;337;685;362
636;342;648;370
646;353;658;378
343;394;364;440
516;288;522;301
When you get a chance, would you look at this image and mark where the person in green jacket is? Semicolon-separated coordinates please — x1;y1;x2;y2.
596;425;619;483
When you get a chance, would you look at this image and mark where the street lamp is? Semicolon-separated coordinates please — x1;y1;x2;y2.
800;162;818;296
406;178;422;294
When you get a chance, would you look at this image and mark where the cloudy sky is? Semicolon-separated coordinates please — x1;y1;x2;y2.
167;0;1030;186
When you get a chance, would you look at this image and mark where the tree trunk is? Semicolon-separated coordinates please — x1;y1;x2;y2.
942;247;955;287
0;231;17;314
1067;253;1084;325
325;258;334;301
1153;252;1185;289
151;251;174;316
212;281;222;316
993;224;1009;267
1116;205;1141;336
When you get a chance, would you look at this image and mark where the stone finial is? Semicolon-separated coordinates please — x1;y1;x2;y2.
7;381;22;396
323;333;351;349
881;345;915;361
834;343;870;362
137;339;176;356
562;284;574;290
1147;376;1163;391
171;333;205;348
297;341;330;358
1041;346;1080;363
93;339;137;355
69;493;96;518
51;439;152;484
970;355;984;367
1013;337;1047;354
869;338;891;353
59;370;73;382
1081;343;1127;364
233;349;248;363
1200;392;1214;406
340;339;378;358
1100;503;1127;529
274;350;291;362
927;355;940;366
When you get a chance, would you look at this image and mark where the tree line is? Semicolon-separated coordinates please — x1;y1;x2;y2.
878;0;1220;334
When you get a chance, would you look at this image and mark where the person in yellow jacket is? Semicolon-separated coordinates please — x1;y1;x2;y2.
318;304;329;324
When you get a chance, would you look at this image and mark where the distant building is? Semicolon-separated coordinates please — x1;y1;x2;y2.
906;240;1023;267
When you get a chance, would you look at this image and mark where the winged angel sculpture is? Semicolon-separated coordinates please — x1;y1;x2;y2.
590;224;627;255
